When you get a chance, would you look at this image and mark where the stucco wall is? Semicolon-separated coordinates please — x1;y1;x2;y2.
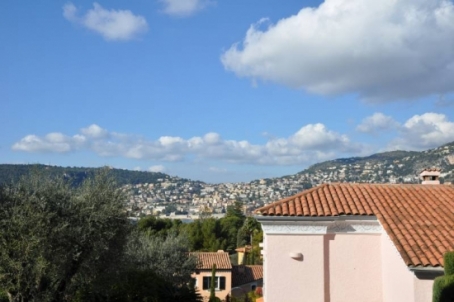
265;234;325;302
192;270;232;301
414;275;435;302
381;233;415;301
328;233;383;302
381;231;436;302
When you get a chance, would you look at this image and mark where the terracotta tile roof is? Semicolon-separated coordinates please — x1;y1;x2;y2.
232;265;263;287
255;183;454;268
192;251;232;270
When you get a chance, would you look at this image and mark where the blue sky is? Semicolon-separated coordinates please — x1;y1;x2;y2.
2;0;454;183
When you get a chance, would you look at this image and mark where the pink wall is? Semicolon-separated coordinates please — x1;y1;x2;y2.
262;222;437;302
265;234;325;302
327;234;383;302
192;270;232;301
414;277;435;302
381;233;415;301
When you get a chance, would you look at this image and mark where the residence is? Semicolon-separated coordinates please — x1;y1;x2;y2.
192;250;264;301
192;250;232;301
255;169;454;302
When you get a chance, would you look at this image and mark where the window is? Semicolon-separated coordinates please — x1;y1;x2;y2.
251;284;257;291
202;276;226;290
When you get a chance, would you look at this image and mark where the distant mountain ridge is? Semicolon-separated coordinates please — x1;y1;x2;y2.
296;141;454;184
0;164;195;187
1;141;453;189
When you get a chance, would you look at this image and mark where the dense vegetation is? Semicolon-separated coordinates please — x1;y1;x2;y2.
0;171;201;302
138;203;263;264
0;170;262;301
0;164;182;187
433;251;454;302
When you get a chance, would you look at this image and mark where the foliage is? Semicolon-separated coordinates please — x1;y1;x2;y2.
433;251;454;302
0;164;172;187
125;231;197;287
444;251;454;276
137;215;182;238
77;269;202;302
0;170;130;302
0;290;8;302
226;201;245;221
433;275;454;302
0;171;201;302
209;264;217;302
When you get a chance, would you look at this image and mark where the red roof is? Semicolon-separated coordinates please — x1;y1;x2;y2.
255;183;454;268
192;251;232;270
232;265;263;287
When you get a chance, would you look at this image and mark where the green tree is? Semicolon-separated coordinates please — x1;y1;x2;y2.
125;231;197;287
137;215;182;238
0;170;129;302
208;264;220;302
226;201;245;221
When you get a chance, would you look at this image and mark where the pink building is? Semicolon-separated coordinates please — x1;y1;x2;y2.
191;251;232;301
191;250;264;301
255;180;454;302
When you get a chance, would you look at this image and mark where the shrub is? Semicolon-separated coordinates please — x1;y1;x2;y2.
433;275;454;302
433;251;454;302
444;251;454;276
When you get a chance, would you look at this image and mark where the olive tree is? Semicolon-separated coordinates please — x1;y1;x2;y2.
0;170;130;302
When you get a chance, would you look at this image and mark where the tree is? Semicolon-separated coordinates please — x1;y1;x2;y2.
124;231;197;287
0;170;130;302
226;201;245;221
209;264;216;301
208;264;220;302
137;215;182;238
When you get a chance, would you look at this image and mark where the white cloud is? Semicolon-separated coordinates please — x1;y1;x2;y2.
12;133;84;153
148;165;166;173
160;0;210;16
11;123;360;166
63;2;148;41
81;124;109;138
390;113;454;150
356;113;400;134
221;0;454;101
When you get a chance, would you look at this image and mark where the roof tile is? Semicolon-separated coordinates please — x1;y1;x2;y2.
232;265;263;287
192;251;232;270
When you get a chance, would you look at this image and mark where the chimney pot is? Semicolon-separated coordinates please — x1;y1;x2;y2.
420;168;441;185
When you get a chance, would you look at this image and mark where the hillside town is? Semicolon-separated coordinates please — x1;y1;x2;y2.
124;143;454;218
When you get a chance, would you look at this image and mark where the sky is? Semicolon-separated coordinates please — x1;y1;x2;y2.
2;0;454;183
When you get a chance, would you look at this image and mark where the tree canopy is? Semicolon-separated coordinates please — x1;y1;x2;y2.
0;171;201;302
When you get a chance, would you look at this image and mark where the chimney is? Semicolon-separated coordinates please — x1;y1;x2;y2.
420;168;441;185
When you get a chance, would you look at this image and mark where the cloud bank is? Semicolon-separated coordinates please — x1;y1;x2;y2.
221;0;454;101
356;113;400;134
12;124;359;166
357;112;454;150
63;2;148;41
160;0;211;17
12;113;454;166
392;113;454;150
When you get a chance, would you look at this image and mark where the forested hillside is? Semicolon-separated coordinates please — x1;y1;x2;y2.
0;164;182;187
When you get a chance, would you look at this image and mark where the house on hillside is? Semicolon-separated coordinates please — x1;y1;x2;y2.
192;251;232;301
191;251;264;301
254;169;454;302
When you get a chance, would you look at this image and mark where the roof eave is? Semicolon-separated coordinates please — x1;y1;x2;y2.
408;266;444;280
254;214;377;222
